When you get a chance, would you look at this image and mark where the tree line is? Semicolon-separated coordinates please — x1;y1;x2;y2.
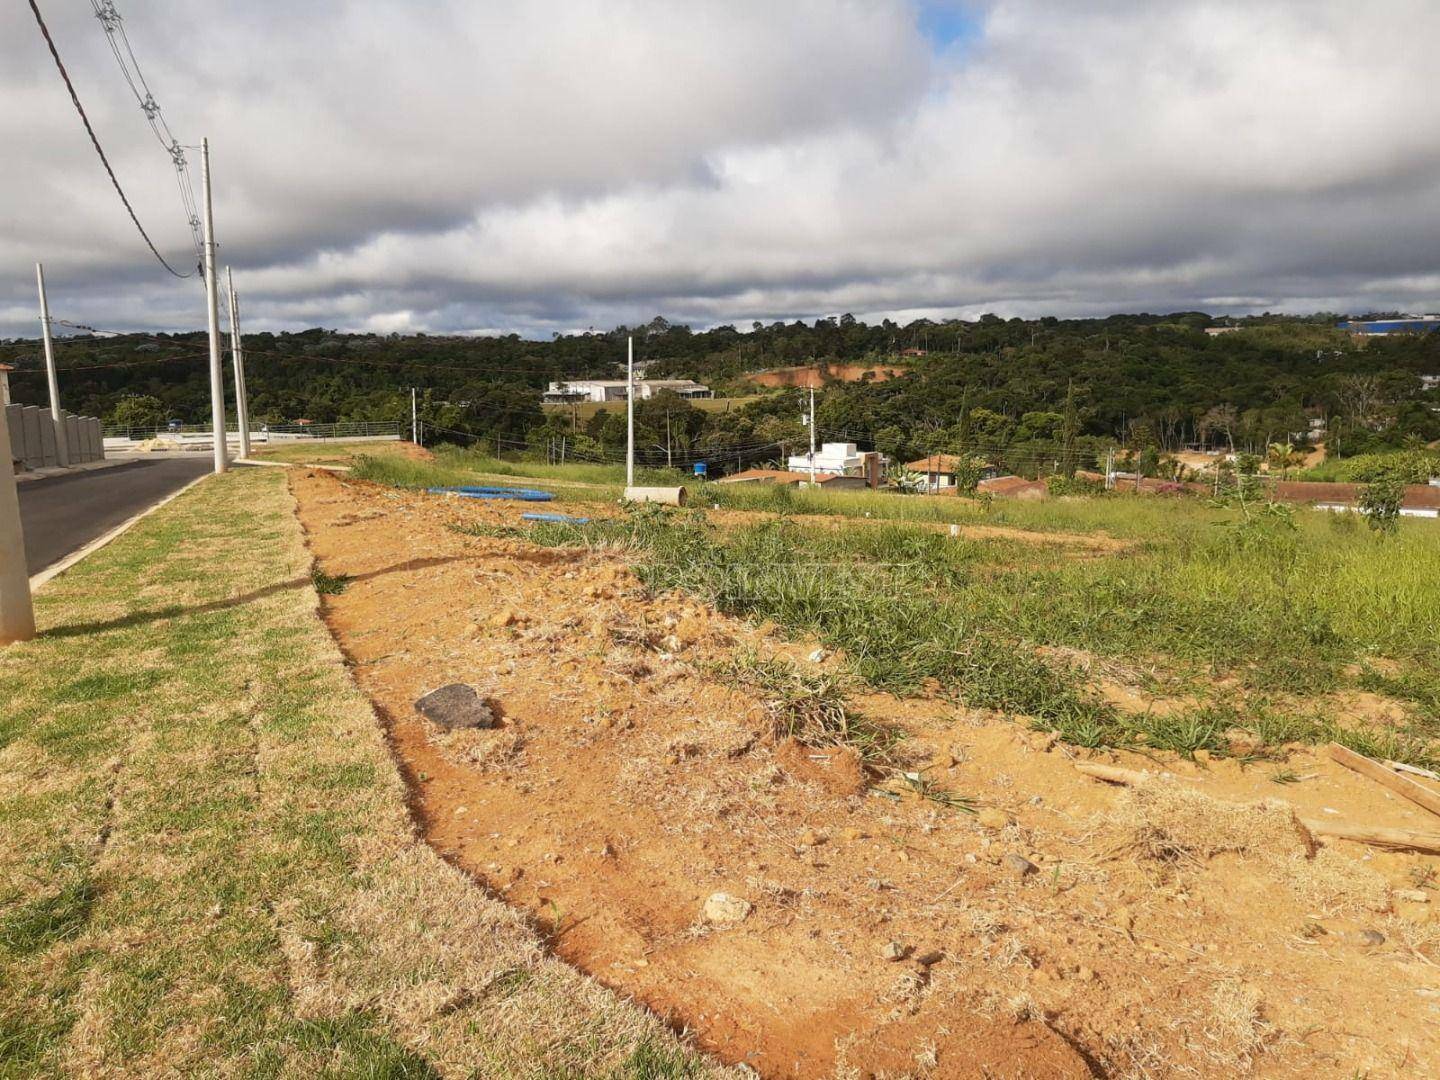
3;312;1437;473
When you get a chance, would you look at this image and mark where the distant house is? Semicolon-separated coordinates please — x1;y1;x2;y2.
783;442;885;487
786;441;865;476
1421;375;1440;391
899;347;928;357
903;453;997;492
542;379;712;404
715;468;869;490
1204;326;1241;336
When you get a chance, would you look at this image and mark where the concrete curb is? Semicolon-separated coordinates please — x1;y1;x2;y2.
29;473;212;591
15;458;131;484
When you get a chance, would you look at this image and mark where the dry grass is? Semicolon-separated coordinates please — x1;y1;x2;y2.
1118;781;1316;862
0;468;724;1078
253;437;421;466
1115;776;1392;914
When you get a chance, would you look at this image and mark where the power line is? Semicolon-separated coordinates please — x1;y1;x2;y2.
26;0;193;278
90;0;204;262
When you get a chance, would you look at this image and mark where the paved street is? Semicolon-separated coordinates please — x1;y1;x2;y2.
18;456;214;575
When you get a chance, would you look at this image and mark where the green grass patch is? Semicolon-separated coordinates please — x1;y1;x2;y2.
500;501;1440;767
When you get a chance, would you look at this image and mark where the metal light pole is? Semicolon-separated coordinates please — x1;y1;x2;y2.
411;387;419;446
200;137;227;473
0;403;36;644
35;263;68;467
225;267;251;459
626;335;635;489
808;387;817;488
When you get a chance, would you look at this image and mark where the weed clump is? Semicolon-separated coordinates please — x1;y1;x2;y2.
1118;779;1316;862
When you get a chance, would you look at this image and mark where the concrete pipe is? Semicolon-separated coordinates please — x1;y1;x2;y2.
623;485;687;507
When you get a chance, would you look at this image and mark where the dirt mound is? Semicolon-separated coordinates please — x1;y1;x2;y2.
290;467;1440;1078
774;738;868;797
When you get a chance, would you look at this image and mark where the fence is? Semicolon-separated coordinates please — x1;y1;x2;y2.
102;420;403;442
5;404;104;469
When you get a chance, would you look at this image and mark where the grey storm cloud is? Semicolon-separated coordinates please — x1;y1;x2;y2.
1;0;1438;338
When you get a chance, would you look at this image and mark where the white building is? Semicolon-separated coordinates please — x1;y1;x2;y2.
542;379;713;404
786;441;866;476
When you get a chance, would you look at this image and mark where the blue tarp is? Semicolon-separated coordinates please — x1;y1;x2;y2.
426;486;555;502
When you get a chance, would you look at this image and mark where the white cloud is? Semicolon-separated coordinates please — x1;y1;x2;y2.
2;0;1437;337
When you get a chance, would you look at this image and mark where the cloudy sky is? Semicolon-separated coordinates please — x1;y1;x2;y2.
2;0;1438;338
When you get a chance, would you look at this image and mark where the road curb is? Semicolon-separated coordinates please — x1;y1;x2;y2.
15;458;133;484
29;472;212;591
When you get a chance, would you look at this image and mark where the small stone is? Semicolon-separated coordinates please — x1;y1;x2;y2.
839;827;867;843
415;683;497;730
1359;928;1386;946
914;949;944;967
977;808;1010;831
798;829;824;847
1076;966;1096;982
701;892;752;925
1395;889;1430;904
492;607;522;628
1005;853;1039;878
1193;749;1212;764
807;648;828;663
880;940;908;961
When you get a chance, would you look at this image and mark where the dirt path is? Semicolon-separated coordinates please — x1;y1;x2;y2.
291;469;1440;1079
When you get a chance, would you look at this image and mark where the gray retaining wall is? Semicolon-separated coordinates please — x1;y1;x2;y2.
5;403;106;470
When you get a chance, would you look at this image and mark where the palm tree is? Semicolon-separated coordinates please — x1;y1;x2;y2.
1266;442;1302;480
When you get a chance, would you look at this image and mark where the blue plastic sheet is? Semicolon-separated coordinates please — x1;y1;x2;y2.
426;486;555;502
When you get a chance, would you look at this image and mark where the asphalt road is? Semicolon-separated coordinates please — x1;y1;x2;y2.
17;457;215;575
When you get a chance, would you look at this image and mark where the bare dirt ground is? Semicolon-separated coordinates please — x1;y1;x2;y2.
291;469;1440;1079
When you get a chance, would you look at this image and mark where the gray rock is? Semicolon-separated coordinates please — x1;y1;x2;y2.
1005;853;1039;878
1359;928;1386;946
881;940;908;961
701;892;752;925
415;683;496;730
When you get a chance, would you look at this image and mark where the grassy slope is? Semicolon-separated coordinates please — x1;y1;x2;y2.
252;438;421;466
395;449;1440;765
369;447;1222;541
0;468;718;1079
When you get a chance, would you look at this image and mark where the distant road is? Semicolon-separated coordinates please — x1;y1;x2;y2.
18;457;214;576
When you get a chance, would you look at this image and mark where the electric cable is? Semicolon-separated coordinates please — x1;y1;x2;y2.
26;0;193;278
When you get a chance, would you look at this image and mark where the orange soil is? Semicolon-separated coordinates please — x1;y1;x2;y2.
746;363;909;389
290;470;1440;1078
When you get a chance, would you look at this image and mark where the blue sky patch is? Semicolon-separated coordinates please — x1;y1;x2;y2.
917;1;982;52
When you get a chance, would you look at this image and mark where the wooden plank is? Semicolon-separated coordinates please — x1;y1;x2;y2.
1299;818;1440;854
1327;742;1440;821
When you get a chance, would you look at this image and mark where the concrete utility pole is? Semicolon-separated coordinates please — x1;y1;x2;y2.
411;387;419;446
35;263;68;467
0;403;36;644
200;137;227;474
626;336;635;488
808;387;817;488
225;267;251;459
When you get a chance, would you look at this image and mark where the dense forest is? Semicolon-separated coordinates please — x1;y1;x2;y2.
3;312;1437;474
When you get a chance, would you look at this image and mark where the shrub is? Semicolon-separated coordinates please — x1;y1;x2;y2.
1358;478;1404;534
1046;474;1105;497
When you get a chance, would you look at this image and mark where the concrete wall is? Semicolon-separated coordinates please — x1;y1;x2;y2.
5;404;106;470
